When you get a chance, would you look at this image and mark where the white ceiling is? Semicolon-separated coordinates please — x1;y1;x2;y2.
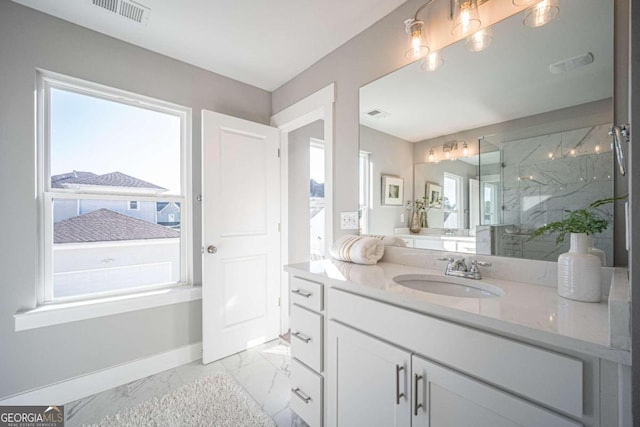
10;0;407;91
360;0;613;142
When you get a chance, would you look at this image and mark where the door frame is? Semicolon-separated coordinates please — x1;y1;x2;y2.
271;83;335;334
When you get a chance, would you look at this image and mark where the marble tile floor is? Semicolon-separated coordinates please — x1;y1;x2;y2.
65;338;308;427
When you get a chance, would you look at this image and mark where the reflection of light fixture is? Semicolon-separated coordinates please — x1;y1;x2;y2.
548;152;554;159
421;50;444;71
428;149;435;162
462;141;469;156
514;0;560;28
452;0;481;37
465;27;492;52
570;149;576;156
595;144;601;153
404;1;435;61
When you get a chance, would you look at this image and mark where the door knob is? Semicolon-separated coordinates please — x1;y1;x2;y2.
207;245;218;254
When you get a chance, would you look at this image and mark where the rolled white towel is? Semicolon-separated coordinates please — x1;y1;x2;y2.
329;235;385;265
365;234;407;247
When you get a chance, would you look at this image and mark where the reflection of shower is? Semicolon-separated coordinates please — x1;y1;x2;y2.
516;175;546;185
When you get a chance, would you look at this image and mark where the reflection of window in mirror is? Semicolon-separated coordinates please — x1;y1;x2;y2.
359;151;371;234
482;182;499;225
443;172;463;229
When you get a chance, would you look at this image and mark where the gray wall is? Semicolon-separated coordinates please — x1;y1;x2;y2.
0;1;270;399
360;126;413;235
288;120;324;263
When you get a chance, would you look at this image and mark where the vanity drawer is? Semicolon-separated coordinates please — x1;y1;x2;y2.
291;304;323;372
290;358;323;427
290;276;324;312
329;288;583;418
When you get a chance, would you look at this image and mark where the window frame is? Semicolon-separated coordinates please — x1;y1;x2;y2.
128;200;140;211
36;70;193;305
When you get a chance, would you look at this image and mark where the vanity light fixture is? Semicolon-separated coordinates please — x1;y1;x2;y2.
428;149;435;162
462;141;469;156
421;50;444;71
404;0;435;61
452;0;482;37
513;0;560;28
465;27;492;52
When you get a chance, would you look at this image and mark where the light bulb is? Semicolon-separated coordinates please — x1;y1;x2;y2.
405;20;429;60
548;152;553;159
462;143;469;156
445;151;450;159
522;0;559;28
570;149;576;156
452;0;481;37
595;145;601;153
428;149;435;162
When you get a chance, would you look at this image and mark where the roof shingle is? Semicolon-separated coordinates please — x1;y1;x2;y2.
54;209;180;243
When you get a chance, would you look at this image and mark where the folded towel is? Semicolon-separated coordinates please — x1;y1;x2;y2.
365;234;407;247
330;235;385;265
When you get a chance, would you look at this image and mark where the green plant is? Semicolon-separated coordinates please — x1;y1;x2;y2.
414;194;442;212
530;196;626;244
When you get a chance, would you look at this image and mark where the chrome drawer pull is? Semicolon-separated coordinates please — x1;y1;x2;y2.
395;365;405;405
291;288;312;298
292;331;312;343
292;387;312;404
414;374;424;416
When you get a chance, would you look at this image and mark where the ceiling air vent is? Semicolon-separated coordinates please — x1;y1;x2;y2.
365;109;390;119
89;0;151;25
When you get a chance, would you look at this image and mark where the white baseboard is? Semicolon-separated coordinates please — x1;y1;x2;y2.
0;342;202;405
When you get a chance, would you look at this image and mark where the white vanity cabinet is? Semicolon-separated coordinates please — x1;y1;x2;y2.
329;321;411;427
328;320;579;427
289;276;325;427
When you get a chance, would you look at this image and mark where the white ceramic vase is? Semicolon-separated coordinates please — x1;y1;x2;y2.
557;233;602;302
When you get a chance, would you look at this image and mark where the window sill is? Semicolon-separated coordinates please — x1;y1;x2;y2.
14;285;202;331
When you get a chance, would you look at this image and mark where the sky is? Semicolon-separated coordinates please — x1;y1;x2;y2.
50;88;182;194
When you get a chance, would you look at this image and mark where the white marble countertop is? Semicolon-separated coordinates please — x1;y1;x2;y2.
285;259;631;365
396;234;476;242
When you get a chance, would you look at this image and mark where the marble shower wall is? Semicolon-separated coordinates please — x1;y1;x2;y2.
500;123;614;261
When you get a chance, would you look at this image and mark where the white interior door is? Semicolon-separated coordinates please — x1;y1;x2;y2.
202;110;280;364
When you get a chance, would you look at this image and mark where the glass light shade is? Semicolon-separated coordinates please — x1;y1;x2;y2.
452;0;481;38
405;19;429;60
465;27;492;52
421;50;444;72
521;0;559;28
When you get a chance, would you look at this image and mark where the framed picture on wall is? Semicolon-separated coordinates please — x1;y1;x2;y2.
381;175;403;206
426;182;442;208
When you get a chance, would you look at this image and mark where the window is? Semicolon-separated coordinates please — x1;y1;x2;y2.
443;172;463;229
38;71;191;303
359;151;371;234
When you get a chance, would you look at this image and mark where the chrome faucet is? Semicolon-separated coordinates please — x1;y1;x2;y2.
438;257;491;280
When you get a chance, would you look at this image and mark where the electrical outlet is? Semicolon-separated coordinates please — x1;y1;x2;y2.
340;211;359;230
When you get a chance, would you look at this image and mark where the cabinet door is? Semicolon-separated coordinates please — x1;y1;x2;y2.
328;321;411;427
411;355;581;427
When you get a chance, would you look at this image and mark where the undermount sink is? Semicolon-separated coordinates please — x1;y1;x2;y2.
393;274;505;298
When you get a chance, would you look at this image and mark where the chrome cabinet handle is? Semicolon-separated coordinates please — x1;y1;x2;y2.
291;331;311;343
291;387;311;404
291;288;312;298
396;365;405;405
414;374;424;416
